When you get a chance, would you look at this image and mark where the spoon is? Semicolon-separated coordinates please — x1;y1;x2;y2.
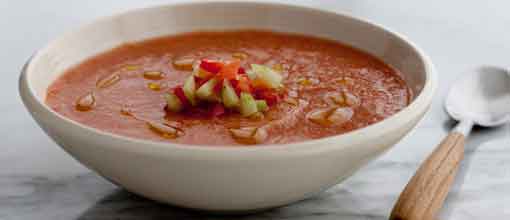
390;66;510;220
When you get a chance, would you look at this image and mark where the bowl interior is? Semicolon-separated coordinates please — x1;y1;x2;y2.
27;2;427;105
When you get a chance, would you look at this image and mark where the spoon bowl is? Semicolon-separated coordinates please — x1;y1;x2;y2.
446;66;510;127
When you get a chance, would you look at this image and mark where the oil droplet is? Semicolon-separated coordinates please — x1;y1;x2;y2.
120;106;133;116
327;107;353;125
272;63;283;72
143;71;164;80
172;57;194;71
283;97;298;106
76;92;95;111
298;78;311;86
148;82;162;91
336;77;354;85
253;127;268;144
123;65;139;71
229;127;257;139
147;121;183;139
232;52;248;60
344;92;360;107
96;74;120;89
307;107;335;125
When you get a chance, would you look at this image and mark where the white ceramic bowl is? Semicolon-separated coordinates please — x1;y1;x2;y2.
19;1;436;212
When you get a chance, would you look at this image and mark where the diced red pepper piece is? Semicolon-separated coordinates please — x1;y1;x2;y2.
238;67;246;74
209;103;225;117
217;59;240;80
173;87;191;107
236;75;252;93
194;76;209;87
255;89;279;106
200;59;223;74
230;79;241;96
213;78;224;94
250;78;267;89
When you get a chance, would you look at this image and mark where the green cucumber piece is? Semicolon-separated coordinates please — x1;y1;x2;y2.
240;92;258;117
183;75;196;106
164;93;183;112
196;78;218;101
255;100;268;112
251;64;283;89
246;69;257;80
222;80;240;108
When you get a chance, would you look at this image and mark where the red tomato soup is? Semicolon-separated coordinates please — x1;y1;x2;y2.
46;31;412;146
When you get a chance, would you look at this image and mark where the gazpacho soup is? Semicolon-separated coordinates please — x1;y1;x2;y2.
46;31;412;146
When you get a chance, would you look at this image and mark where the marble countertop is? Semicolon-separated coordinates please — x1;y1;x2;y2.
2;0;509;219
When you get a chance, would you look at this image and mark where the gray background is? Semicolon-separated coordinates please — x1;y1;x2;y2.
2;0;510;219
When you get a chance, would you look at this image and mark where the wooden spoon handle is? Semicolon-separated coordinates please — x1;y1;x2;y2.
390;132;465;220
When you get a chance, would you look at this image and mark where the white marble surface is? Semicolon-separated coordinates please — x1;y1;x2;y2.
1;0;509;219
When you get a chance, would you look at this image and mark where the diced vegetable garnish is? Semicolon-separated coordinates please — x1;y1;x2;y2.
256;100;268;112
210;103;225;117
194;68;213;79
238;67;246;74
213;79;224;94
222;80;240;108
196;78;219;101
173;87;190;107
164;93;183;112
200;59;223;74
163;59;286;118
246;69;257;80
183;76;197;106
235;75;252;93
195;76;209;87
217;59;240;80
240;92;258;117
254;90;279;106
250;64;283;89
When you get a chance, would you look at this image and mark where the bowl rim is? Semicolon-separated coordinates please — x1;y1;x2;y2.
20;1;437;156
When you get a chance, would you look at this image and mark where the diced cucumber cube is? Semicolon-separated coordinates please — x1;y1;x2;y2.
250;64;283;89
255;100;268;112
222;80;240;108
164;93;183;112
240;92;258;117
183;75;196;106
246;69;257;80
196;78;218;101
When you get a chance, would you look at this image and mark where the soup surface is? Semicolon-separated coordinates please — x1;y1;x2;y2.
46;31;411;146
